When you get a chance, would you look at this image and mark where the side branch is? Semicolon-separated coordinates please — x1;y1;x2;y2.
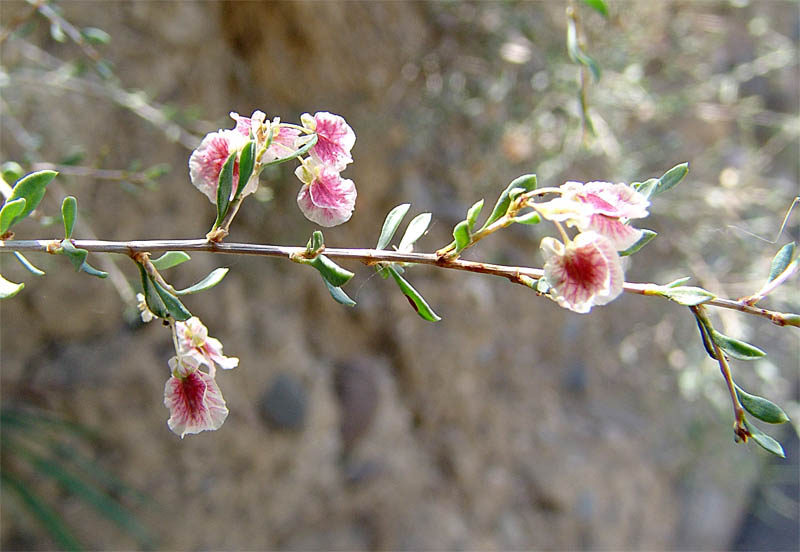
1;238;796;326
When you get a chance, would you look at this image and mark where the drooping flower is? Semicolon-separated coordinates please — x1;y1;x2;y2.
540;231;624;313
560;181;650;251
301;111;355;171
295;159;356;227
164;354;229;438
230;111;301;162
175;317;239;376
189;126;250;204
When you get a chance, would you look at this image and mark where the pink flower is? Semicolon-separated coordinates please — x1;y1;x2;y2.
230;111;301;162
302;112;355;171
560;181;649;251
164;355;228;438
295;160;356;227
189;128;249;203
540;231;624;313
175;317;238;376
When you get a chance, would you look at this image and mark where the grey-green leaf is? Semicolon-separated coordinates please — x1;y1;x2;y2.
660;285;715;306
735;385;790;424
215;151;237;226
453;221;470;254
151;251;191;271
399;213;432;252
309;255;354;288
512;211;541;225
137;263;168;319
710;329;766;360
0;198;26;233
567;18;601;81
323;279;356;307
654;162;689;197
7;170;57;226
14;252;45;276
481;174;538;231
466;199;484;232
581;0;608;17
174;268;229;295
59;240;108;278
664;276;692;288
61;196;77;239
377;204;411;249
632;178;659;200
743;418;785;458
0;274;25;299
151;278;192;321
234;140;256;201
386;265;441;322
767;242;795;282
262;133;318;168
619;229;657;257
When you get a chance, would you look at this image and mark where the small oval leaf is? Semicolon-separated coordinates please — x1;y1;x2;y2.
137;263;168;319
481;174;537;231
743;418;785;458
7;170;57;226
767;242;795;282
151;278;192;321
660;286;715;306
14;251;45;276
215;151;237;226
710;329;766;360
174;268;230;295
309;255;354;288
0;274;25;299
466;199;484;232
377;204;411;250
512;211;541;225
399;213;432;252
632;178;659;200
0;198;26;233
386;265;441;322
234;140;256;201
61;196;77;239
453;221;470;253
655;162;689;196
581;0;608;17
151;251;191;271
735;385;790;424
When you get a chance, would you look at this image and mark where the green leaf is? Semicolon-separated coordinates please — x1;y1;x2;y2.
659;285;715;306
466;199;484;232
399;213;432;252
151;251;191;271
174;267;229;295
511;211;541;225
735;385;790;424
306;230;325;254
377;204;411;249
0;274;25;299
14;252;45;276
214;151;237;226
233;140;256;202
453;221;470;253
0;197;26;233
767;242;795;282
693;314;718;360
664;276;692;288
386;265;441;322
743;418;785;458
632;178;659;199
566;18;601;81
581;0;608;17
654;162;689;197
151;278;192;321
1;161;24;183
308;255;354;288
137;263;168;319
81;26;111;45
7;170;57;226
481;174;538;231
619;229;657;257
61;196;77;239
59;240;108;278
710;329;766;360
323;279;356;307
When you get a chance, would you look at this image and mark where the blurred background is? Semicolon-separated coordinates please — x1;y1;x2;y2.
1;1;798;549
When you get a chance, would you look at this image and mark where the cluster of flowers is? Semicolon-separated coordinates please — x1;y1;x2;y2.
189;110;357;227
533;181;650;313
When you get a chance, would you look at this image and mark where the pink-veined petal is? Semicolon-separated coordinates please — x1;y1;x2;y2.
541;232;624;313
309;112;355;171
189;130;244;203
586;213;644;251
563;181;649;220
164;370;229;438
297;169;356;227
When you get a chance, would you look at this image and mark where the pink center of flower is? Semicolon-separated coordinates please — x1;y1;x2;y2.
561;244;607;295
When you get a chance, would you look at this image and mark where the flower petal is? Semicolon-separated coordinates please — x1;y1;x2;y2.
586;214;643;251
164;370;229;438
541;232;623;313
297;169;356;227
309;112;355;171
188;130;247;203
